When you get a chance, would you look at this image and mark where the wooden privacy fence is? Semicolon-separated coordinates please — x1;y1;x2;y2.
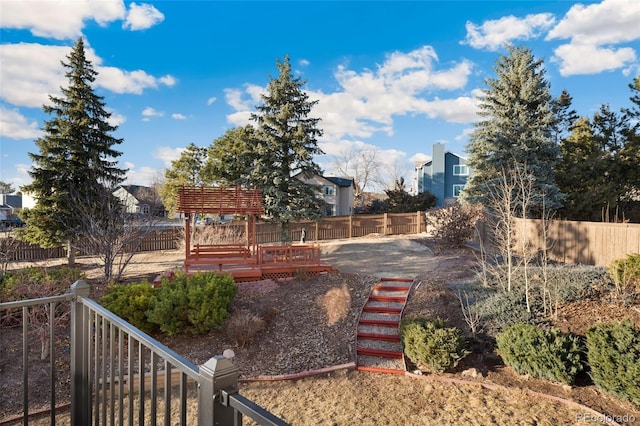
5;213;639;267
1;229;180;262
251;212;426;243
512;218;640;267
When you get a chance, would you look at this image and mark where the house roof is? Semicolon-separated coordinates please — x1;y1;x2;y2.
117;185;158;204
415;151;467;168
325;176;354;188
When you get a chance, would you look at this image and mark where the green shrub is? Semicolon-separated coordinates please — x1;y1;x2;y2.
100;282;158;333
496;323;584;385
609;253;640;297
400;317;469;372
147;271;237;336
586;320;640;404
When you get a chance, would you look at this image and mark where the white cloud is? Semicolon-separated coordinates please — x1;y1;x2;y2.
124;165;162;186
207;97;217;106
225;46;477;142
552;44;636;76
0;44;71;107
0;0;125;39
463;13;556;51
0;43;177;108
5;163;32;189
123;3;164;31
106;109;127;127
226;111;253;127
172;113;187;120
142;107;164;121
409;153;431;164
153;146;184;166
224;85;264;111
158;75;177;87
97;67;175;94
546;0;640;76
299;59;310;67
0;107;41;139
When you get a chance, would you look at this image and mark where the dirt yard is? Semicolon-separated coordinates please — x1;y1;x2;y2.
2;234;639;425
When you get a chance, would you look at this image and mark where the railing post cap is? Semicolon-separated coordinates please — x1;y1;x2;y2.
201;355;239;390
70;280;91;296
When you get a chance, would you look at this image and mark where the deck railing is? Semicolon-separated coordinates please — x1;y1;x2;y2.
0;280;289;425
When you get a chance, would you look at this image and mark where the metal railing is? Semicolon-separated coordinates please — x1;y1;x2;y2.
1;280;289;425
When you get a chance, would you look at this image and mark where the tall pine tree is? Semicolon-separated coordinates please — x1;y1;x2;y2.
21;38;126;264
461;45;562;215
244;55;325;239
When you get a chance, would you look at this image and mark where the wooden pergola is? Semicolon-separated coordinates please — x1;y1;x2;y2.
177;185;264;256
176;185;335;281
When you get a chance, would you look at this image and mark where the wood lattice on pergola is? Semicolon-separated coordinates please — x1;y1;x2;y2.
177;186;264;215
177;186;264;264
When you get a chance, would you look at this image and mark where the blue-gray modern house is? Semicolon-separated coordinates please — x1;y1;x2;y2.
413;143;470;207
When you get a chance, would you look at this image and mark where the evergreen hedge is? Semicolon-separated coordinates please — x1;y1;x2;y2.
496;323;583;385
400;317;468;372
147;271;237;336
586;320;640;404
101;271;237;336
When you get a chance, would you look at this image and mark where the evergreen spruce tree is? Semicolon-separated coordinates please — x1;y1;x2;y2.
21;38;126;264
621;76;640;217
461;45;562;215
556;118;607;220
244;55;324;239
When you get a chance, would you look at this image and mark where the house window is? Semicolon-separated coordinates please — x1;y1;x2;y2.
141;205;150;214
325;204;335;216
453;184;464;197
324;186;334;196
453;165;469;176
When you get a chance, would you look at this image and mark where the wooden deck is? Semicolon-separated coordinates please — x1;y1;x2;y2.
184;243;337;281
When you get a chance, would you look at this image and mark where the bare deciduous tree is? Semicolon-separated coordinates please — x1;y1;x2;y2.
71;185;163;283
331;146;384;207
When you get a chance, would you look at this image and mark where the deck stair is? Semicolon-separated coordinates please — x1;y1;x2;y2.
356;277;413;375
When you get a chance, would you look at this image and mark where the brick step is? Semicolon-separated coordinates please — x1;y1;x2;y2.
363;305;403;314
369;295;407;303
380;277;414;283
358;318;399;327
357;332;400;342
373;285;411;293
357;347;403;359
356;365;405;375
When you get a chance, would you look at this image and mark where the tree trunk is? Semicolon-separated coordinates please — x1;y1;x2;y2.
67;240;75;266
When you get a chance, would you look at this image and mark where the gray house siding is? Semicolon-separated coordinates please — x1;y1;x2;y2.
414;143;470;207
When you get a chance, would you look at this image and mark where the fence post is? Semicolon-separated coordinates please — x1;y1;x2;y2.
70;280;91;426
198;354;239;426
383;213;389;235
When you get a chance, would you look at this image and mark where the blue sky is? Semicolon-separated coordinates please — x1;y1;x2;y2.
1;0;639;192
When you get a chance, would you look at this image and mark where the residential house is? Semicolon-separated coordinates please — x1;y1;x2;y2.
113;185;166;216
413;143;470;207
295;173;355;216
0;194;24;227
